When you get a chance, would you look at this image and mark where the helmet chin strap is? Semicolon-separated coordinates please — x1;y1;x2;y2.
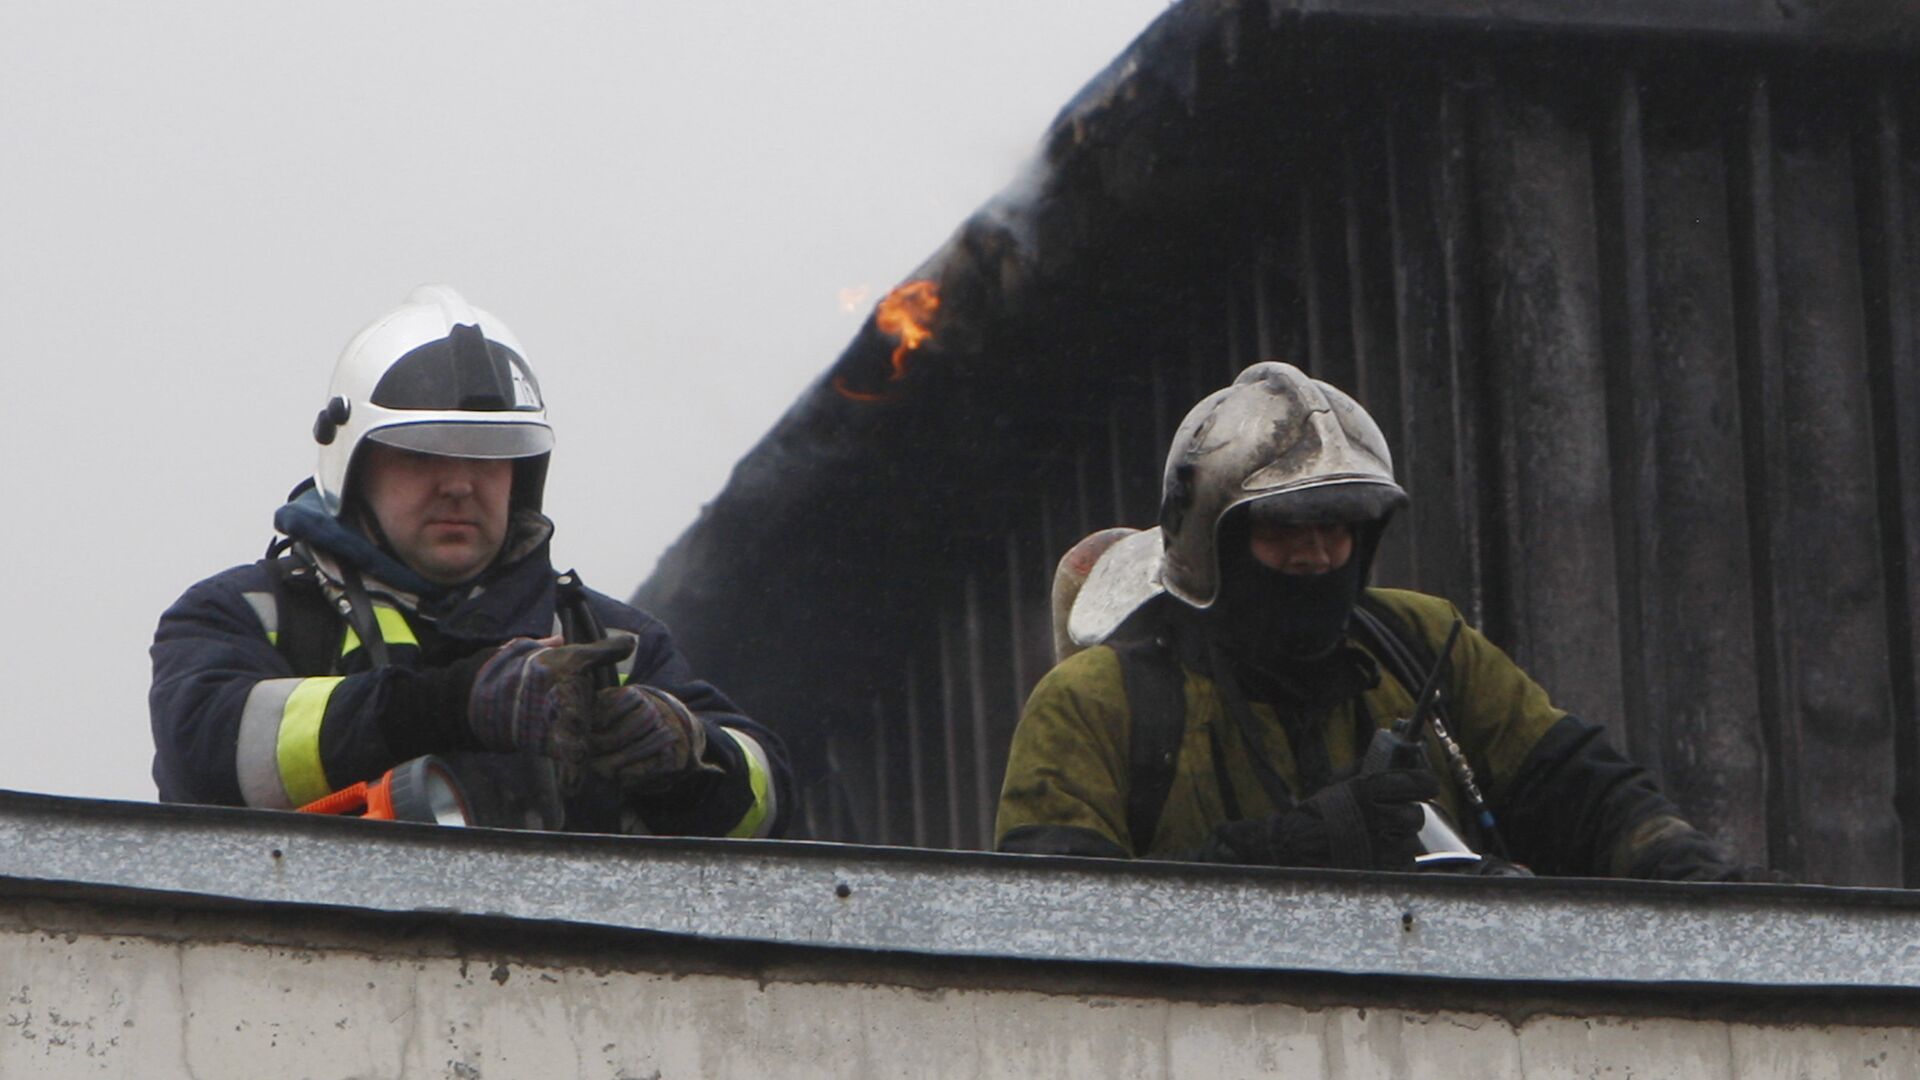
342;496;453;593
346;497;399;562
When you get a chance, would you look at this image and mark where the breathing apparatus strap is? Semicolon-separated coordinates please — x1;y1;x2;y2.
1350;595;1442;731
263;537;391;675
337;565;390;669
1114;635;1187;856
266;554;345;676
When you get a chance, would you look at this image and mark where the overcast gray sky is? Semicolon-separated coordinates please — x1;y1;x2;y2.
0;1;1170;802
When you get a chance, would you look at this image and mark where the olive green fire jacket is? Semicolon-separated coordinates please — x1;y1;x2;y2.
996;588;1722;878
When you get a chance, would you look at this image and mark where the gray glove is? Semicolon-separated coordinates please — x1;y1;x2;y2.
466;636;635;763
584;684;720;794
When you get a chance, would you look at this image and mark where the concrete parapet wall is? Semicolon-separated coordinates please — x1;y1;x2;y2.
5;795;1917;1078
5;916;1917;1079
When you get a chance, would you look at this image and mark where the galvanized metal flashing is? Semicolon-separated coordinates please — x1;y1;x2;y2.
2;792;1915;991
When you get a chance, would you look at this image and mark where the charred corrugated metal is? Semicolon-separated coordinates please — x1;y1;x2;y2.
637;0;1920;885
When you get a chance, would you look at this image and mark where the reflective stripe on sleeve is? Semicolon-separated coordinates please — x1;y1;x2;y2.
339;606;420;657
241;591;279;646
722;728;777;839
276;677;344;807
235;676;343;808
237;678;302;807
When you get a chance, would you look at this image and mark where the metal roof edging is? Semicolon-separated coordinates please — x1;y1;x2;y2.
1;791;1915;991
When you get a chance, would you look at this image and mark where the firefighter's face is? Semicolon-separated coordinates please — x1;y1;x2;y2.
359;443;513;585
1248;521;1354;575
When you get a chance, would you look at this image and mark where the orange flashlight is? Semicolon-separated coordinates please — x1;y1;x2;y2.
298;755;473;826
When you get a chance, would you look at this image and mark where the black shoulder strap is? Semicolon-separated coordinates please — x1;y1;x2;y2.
266;555;343;676
1114;635;1187;857
1352;590;1440;707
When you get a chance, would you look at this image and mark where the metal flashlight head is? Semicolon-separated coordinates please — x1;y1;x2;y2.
373;755;474;826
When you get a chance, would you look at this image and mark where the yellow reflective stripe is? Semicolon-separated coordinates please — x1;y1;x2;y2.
376;606;417;645
339;606;420;657
723;728;775;839
277;676;343;806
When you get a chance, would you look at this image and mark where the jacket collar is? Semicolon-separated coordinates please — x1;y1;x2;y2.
276;482;560;641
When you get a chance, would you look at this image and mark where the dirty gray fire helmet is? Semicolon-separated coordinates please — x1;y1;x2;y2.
1158;361;1407;608
310;285;555;517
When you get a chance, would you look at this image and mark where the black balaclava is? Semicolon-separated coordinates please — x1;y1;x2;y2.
1205;503;1389;670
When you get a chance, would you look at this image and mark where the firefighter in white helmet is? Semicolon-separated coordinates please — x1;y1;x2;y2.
997;362;1761;879
151;286;789;836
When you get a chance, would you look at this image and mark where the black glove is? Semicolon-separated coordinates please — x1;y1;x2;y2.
1199;769;1440;870
465;636;636;763
1716;864;1791;884
1627;825;1790;883
584;684;722;794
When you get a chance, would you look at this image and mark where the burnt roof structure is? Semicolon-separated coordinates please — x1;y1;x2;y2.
638;0;1920;886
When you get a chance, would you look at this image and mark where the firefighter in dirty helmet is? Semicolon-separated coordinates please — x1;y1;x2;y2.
150;285;790;836
996;361;1755;879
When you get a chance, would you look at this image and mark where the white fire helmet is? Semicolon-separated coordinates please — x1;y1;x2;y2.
310;285;554;517
1158;361;1408;608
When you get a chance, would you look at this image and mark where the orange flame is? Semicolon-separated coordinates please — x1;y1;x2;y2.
833;279;940;401
874;279;940;378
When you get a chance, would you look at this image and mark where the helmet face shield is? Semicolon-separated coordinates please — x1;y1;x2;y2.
366;421;554;461
1242;483;1407;528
